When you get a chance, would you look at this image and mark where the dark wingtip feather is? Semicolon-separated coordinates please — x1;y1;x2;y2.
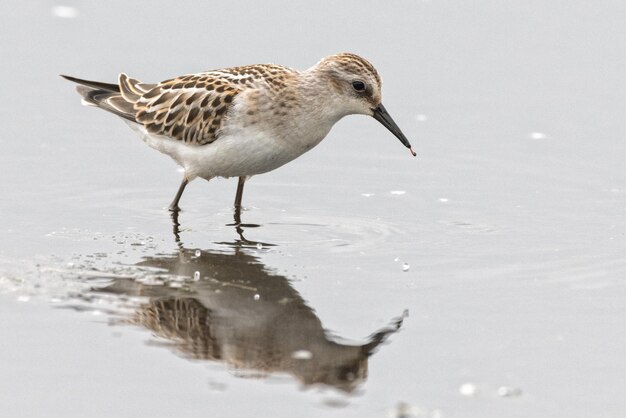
70;84;137;123
61;74;120;92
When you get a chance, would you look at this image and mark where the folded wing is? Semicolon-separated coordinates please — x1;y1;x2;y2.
132;74;242;145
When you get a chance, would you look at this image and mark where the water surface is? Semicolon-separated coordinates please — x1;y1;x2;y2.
1;1;626;417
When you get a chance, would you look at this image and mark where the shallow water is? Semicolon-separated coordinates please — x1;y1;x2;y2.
1;1;626;417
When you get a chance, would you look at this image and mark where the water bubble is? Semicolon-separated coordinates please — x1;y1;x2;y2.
291;350;313;360
361;193;375;197
438;198;449;202
497;386;522;398
388;402;425;418
529;132;547;140
256;243;263;250
52;5;78;19
194;249;201;257
193;271;200;281
391;190;406;195
394;257;400;262
459;383;477;397
402;262;410;272
253;294;260;301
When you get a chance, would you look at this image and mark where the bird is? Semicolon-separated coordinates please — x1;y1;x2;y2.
62;53;416;213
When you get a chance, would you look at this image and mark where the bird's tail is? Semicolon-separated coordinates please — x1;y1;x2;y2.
60;74;120;92
61;74;138;123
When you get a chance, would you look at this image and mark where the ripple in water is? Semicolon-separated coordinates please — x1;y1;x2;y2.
265;214;404;252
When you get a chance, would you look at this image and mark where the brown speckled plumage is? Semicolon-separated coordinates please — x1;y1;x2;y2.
112;64;298;145
62;53;414;211
65;54;385;147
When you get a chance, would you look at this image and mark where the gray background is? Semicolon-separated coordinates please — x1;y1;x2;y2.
1;1;625;417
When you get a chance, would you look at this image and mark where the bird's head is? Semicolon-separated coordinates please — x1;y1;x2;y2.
312;53;416;156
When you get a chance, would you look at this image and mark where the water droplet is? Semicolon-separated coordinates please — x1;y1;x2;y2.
438;198;449;202
391;190;406;195
459;383;477;397
497;386;522;397
389;402;424;418
52;5;78;19
17;296;30;302
402;262;410;272
361;193;375;197
394;257;400;262
291;350;313;360
256;243;263;250
253;294;260;301
193;271;200;281
194;249;201;257
529;132;547;140
415;114;428;122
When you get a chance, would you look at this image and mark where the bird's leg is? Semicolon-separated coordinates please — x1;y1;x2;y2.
233;176;246;224
169;177;188;212
234;176;246;209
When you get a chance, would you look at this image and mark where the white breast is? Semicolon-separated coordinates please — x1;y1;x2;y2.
128;114;332;181
125;84;338;181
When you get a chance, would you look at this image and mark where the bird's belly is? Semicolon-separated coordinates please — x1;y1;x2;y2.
139;126;321;180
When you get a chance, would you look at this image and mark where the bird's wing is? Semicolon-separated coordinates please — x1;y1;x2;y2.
129;72;247;146
129;64;296;146
64;64;296;146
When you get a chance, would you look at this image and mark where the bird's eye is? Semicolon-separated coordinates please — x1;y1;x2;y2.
352;81;366;92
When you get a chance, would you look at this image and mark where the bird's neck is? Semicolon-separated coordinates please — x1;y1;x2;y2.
296;68;349;123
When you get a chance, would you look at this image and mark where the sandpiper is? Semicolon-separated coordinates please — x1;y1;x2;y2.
62;53;415;212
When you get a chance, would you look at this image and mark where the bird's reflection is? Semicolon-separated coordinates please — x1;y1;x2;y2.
94;212;406;392
171;208;273;250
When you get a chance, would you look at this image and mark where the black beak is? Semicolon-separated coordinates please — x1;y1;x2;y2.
372;104;416;157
